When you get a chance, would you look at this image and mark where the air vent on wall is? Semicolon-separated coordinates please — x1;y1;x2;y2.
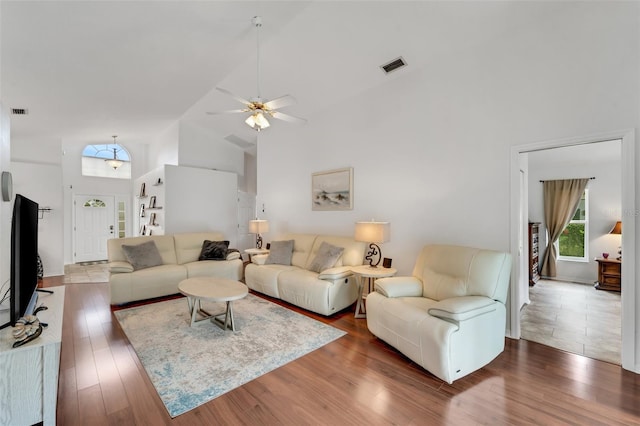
11;108;29;115
380;57;407;74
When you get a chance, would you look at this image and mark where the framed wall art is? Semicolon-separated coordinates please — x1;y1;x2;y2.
311;167;353;211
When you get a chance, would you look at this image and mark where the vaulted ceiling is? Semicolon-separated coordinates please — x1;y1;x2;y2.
2;1;566;161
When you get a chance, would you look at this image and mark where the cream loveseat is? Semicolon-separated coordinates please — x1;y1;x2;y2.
107;232;243;305
244;233;366;315
366;244;512;384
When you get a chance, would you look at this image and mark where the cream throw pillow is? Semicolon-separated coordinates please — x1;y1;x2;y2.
265;240;294;265
121;241;163;271
308;242;344;273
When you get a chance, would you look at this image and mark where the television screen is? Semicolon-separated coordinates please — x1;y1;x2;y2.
10;194;39;326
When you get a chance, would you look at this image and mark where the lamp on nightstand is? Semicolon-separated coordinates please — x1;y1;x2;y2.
355;221;390;267
609;220;622;260
249;219;269;249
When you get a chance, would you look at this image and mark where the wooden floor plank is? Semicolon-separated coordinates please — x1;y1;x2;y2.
45;280;640;425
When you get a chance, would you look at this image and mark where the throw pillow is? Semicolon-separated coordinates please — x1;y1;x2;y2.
121;240;163;271
265;240;294;265
308;242;344;273
226;248;241;261
198;240;230;261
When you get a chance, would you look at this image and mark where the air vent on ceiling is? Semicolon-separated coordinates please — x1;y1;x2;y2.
380;57;407;74
11;108;29;115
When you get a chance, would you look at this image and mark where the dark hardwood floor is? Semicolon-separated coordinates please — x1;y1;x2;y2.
42;277;640;425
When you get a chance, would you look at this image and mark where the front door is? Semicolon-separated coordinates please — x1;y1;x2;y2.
74;194;115;262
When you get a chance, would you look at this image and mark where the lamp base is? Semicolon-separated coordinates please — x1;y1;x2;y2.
365;243;381;268
256;234;263;249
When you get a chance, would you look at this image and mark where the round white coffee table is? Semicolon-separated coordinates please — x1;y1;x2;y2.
178;277;248;331
351;265;397;319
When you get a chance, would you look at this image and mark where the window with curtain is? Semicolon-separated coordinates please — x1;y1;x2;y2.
556;189;589;262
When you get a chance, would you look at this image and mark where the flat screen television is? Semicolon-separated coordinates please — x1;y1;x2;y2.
7;194;39;328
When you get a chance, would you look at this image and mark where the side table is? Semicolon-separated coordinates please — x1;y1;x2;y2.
244;248;269;262
594;258;621;292
351;265;397;318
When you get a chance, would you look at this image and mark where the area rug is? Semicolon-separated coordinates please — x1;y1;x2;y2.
114;294;346;417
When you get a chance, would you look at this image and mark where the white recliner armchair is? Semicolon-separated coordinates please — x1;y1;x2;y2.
366;244;512;384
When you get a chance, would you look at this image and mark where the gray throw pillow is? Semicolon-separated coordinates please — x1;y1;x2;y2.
265;240;294;265
121;240;163;271
198;240;229;260
308;242;344;273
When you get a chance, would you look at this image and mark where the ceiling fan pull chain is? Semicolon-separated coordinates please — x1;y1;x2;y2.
254;16;262;99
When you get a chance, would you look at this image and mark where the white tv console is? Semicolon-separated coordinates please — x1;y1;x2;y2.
0;285;64;426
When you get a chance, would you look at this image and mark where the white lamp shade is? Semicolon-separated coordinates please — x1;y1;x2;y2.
354;221;390;244
249;219;269;234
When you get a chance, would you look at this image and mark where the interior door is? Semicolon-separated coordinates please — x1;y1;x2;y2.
519;169;530;308
237;191;256;254
74;194;115;262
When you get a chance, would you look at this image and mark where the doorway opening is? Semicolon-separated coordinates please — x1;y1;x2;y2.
509;130;636;372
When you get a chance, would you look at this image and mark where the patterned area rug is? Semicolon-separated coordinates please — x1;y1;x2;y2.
114;294;346;417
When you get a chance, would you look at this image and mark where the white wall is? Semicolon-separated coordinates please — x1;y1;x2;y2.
164;165;238;244
528;142;622;284
11;161;64;276
148;122;179;172
0;104;11;297
178;122;244;176
243;152;257;195
257;3;638;277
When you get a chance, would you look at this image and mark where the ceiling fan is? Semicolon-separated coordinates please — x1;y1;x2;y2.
207;16;306;131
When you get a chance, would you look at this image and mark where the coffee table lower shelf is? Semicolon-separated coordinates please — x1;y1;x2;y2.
185;297;238;331
178;277;248;332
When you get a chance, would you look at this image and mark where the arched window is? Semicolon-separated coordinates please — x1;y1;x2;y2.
81;144;131;179
83;199;106;208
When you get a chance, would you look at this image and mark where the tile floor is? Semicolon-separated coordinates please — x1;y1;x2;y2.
63;261;110;284
520;279;621;365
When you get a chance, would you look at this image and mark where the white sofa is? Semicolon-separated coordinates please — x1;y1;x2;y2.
366;244;512;384
244;233;366;316
107;232;243;305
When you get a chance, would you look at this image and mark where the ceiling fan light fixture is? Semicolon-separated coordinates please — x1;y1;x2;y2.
245;110;270;131
208;16;306;130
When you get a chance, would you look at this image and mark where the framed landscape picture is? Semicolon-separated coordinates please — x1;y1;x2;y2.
312;167;353;211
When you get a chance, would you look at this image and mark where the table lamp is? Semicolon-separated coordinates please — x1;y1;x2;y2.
355;221;390;267
249;219;269;249
609;220;622;260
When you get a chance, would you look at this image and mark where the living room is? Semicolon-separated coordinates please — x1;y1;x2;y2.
1;1;639;424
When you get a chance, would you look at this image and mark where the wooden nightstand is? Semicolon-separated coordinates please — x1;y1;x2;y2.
595;258;621;292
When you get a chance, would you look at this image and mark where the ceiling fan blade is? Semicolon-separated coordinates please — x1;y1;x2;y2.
263;95;296;110
206;109;248;115
216;87;253;106
271;111;307;124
